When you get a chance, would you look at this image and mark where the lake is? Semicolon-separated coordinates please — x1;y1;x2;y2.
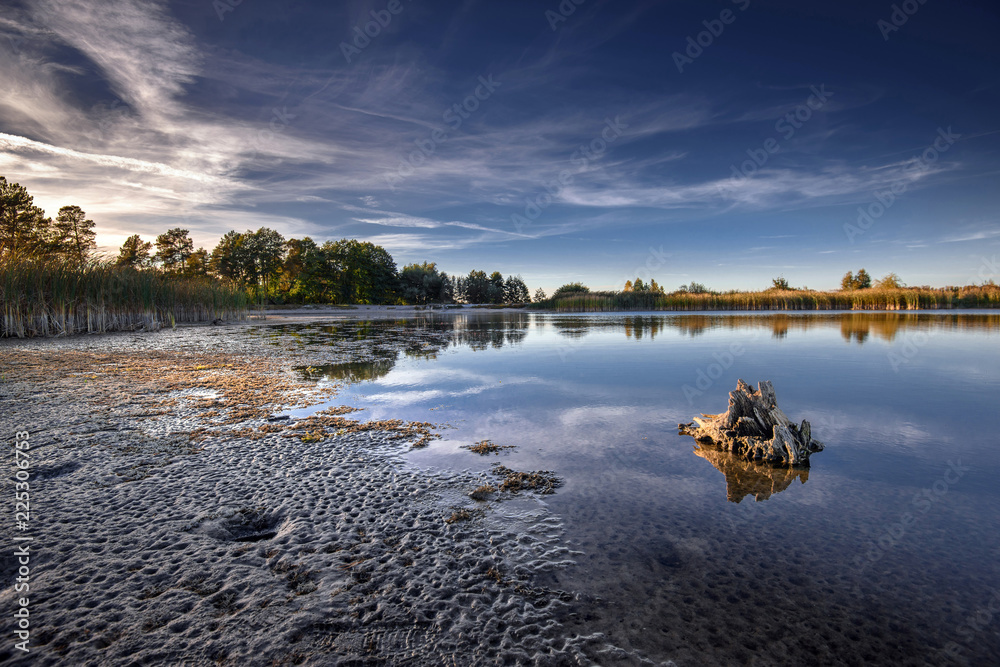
263;311;1000;665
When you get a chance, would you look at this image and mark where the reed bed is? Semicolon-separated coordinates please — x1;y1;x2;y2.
534;286;1000;312
1;254;250;338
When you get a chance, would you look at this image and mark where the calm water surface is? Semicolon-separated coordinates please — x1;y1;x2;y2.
270;312;1000;665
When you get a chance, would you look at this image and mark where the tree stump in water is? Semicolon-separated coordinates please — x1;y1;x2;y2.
678;379;824;467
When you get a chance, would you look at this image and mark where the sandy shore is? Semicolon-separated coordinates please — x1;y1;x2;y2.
0;323;633;666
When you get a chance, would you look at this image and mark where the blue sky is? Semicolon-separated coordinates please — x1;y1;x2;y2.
1;0;998;292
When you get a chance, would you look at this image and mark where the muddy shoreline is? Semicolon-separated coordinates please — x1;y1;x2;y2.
0;323;634;665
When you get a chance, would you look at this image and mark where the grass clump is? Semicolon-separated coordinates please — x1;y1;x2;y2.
491;464;562;495
469;484;497;501
462;439;515;456
445;508;474;524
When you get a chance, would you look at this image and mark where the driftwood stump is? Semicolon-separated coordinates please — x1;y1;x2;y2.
678;379;823;467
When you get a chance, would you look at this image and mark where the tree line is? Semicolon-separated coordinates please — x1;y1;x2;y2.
0;176;532;305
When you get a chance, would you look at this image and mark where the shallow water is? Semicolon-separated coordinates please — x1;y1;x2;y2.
261;311;1000;665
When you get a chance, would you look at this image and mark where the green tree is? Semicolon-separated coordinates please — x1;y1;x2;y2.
678;281;708;294
876;273;905;289
534;287;546;302
462;269;490;303
553;282;589;297
211;231;249;284
185;247;210;277
244;227;286;295
281;237;339;303
487;271;505;304
400;262;448;304
503;275;529;303
155;228;194;273
772;276;791;290
52;205;96;260
632;277;647;291
323;239;398;304
0;176;50;256
841;269;873;290
116;234;152;267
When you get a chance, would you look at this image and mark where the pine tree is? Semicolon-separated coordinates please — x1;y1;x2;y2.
53;205;96;260
0;177;50;256
117;234;152;267
155;228;195;273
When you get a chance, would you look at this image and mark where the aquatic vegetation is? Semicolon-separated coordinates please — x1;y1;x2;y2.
445;508;474;524
1;253;250;337
491;464;562;494
462;439;516;455
469;484;497;501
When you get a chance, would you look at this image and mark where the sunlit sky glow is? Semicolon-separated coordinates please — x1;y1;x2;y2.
1;0;998;291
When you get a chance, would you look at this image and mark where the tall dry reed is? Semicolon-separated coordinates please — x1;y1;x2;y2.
1;254;250;338
532;286;1000;312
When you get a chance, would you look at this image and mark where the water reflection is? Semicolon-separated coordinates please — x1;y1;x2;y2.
614;312;1000;342
262;313;1000;373
254;309;1000;664
692;444;810;502
298;359;397;383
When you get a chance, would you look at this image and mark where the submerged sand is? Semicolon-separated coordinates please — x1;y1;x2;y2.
0;324;645;665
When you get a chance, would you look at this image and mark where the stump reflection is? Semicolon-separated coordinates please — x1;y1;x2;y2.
693;444;810;503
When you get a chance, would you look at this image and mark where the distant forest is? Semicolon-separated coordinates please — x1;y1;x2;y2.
0;176;530;305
